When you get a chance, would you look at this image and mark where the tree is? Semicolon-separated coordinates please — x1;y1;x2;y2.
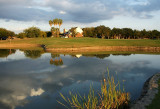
17;32;26;39
0;28;15;40
140;29;147;39
50;18;63;37
94;25;106;38
133;30;141;39
151;30;160;39
46;31;52;37
111;28;122;39
58;19;63;32
104;27;111;39
83;27;95;37
53;18;58;26
51;27;59;37
69;27;77;37
40;31;47;38
24;27;41;38
49;20;53;27
121;28;133;39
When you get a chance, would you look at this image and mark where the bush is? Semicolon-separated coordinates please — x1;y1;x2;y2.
24;27;41;38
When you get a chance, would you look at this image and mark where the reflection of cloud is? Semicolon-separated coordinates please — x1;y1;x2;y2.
0;94;28;109
60;65;67;68
58;82;63;86
0;52;160;108
30;88;44;96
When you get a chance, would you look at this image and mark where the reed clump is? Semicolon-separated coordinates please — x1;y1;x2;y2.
58;70;130;109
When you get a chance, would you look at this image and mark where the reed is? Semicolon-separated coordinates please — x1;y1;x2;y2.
58;70;130;109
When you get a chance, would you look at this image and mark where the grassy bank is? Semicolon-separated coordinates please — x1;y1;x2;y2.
147;79;160;109
0;37;160;49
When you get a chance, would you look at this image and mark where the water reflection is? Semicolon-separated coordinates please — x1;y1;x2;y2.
0;49;16;58
22;50;45;59
50;54;63;66
0;49;160;109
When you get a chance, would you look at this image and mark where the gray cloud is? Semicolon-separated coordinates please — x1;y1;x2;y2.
0;0;160;23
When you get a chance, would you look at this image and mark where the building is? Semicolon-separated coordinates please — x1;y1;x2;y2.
75;27;83;37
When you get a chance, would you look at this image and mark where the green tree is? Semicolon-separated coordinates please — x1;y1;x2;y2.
24;27;41;38
51;27;59;37
17;32;26;39
111;28;122;39
122;28;133;39
94;25;106;38
40;31;47;38
83;27;95;37
0;28;15;40
49;20;53;27
140;29;147;39
51;18;63;37
53;18;58;26
151;30;160;39
69;27;77;37
58;19;63;32
133;30;141;39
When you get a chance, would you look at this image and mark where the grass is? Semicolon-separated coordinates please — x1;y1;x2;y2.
0;37;160;49
58;69;130;109
147;79;160;109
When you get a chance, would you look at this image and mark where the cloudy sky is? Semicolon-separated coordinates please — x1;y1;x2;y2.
0;0;160;33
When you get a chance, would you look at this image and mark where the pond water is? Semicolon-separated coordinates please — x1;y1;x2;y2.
0;49;160;109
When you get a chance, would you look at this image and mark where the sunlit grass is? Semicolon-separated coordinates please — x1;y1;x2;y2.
58;69;130;109
1;37;160;48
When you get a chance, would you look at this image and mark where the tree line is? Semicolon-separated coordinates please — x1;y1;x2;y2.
83;25;160;39
1;25;160;40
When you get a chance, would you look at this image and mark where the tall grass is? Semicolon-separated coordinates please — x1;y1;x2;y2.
58;70;130;109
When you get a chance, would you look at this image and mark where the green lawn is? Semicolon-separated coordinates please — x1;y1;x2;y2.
1;37;160;48
147;79;160;109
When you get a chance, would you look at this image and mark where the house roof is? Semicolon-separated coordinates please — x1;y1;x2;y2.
75;27;83;34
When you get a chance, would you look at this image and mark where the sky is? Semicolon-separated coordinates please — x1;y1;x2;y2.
0;0;160;33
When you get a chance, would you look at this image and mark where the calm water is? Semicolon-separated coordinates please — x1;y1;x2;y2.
0;49;160;109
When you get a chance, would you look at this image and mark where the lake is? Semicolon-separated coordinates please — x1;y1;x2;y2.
0;49;160;109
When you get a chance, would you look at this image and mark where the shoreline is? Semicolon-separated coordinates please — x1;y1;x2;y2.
46;46;160;53
0;44;160;53
131;72;160;109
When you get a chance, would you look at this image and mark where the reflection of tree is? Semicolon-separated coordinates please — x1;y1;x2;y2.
50;58;63;66
0;49;16;58
51;54;60;58
50;53;63;66
83;54;110;59
24;50;43;59
112;53;131;56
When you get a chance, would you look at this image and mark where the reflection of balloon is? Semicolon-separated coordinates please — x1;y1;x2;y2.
50;58;63;66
